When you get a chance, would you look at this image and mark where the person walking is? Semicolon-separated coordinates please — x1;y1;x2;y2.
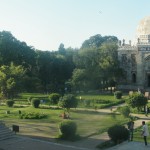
141;121;149;146
145;105;148;116
127;120;134;141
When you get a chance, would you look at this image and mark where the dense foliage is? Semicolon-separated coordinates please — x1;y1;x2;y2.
126;92;147;111
0;31;123;97
117;106;130;118
59;120;77;140
108;125;129;144
19;112;47;119
72;35;122;91
6;100;14;107
114;91;122;99
58;94;78;112
32;98;40;108
0;63;25;99
49;93;61;104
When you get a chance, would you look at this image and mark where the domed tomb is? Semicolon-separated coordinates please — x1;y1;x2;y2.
136;16;150;44
137;16;150;35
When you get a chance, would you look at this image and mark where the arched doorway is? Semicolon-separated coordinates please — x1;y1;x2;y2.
148;75;150;87
132;73;136;83
145;55;150;87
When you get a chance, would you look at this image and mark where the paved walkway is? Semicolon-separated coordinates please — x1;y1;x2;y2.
0;107;150;150
107;141;150;150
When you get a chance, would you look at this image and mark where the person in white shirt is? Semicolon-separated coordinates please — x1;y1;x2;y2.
141;121;149;146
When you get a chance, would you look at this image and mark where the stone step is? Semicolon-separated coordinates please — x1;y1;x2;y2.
0;122;15;141
0;128;13;134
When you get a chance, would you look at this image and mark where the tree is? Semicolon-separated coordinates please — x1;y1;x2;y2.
58;94;78;113
71;69;87;91
35;50;75;93
72;35;122;91
99;42;122;87
126;92;147;111
117;106;131;118
0;31;37;92
0;31;36;68
0;63;25;99
81;34;118;49
58;43;66;55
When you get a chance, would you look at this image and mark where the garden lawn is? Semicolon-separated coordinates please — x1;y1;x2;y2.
76;93;127;109
0;105;128;139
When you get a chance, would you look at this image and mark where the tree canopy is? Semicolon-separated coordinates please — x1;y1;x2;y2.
0;63;25;99
0;31;123;96
126;92;147;111
71;35;122;91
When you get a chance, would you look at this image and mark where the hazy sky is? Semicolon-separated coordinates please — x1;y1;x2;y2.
0;0;150;51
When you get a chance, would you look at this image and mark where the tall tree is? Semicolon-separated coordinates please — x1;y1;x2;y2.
72;35;122;91
99;42;122;87
0;63;25;99
0;31;36;69
81;34;118;49
58;43;66;55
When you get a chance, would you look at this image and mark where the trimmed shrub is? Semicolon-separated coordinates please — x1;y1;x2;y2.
6;100;14;107
58;94;78;112
49;93;61;104
19;112;47;119
114;91;122;99
84;100;91;107
6;110;10;114
126;92;147;111
59;120;77;140
108;125;129;144
32;98;40;108
18;110;21;114
28;96;33;104
117;106;130;118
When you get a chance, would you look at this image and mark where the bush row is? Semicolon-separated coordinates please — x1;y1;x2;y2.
19;112;47;119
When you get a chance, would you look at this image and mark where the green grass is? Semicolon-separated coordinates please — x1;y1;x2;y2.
0;105;129;138
18;93;49;100
0;92;130;139
76;93;127;109
77;93;117;100
11;92;127;109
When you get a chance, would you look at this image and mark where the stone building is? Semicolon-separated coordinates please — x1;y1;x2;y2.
118;16;150;92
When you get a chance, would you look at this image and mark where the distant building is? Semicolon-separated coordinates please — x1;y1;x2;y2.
118;16;150;91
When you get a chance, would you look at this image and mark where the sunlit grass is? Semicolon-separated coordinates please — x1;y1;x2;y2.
0;105;129;139
0;92;130;139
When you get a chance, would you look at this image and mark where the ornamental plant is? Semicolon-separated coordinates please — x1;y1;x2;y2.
108;125;129;144
126;92;147;111
49;93;61;104
58;94;78;113
6;100;14;107
114;91;122;99
58;120;77;140
32;98;40;108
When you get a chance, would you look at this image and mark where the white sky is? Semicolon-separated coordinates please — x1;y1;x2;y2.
0;0;150;51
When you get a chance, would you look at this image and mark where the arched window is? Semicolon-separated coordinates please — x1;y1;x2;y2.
132;73;136;83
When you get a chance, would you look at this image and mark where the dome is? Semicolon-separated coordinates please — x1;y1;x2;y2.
137;16;150;36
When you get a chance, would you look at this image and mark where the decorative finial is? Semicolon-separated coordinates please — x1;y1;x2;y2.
122;39;125;46
129;40;131;46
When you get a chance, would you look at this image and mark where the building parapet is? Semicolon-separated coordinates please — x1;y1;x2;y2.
118;46;137;51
